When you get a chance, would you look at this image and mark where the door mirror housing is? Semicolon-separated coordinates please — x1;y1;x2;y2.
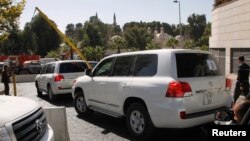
85;69;93;77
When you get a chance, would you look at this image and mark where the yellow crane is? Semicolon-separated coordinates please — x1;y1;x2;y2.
34;7;92;69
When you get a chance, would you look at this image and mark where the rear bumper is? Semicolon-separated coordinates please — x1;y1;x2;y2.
148;101;231;128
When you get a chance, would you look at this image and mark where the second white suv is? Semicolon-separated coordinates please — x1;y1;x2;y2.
72;49;232;140
35;60;88;101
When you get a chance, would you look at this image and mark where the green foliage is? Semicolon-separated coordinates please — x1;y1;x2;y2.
123;23;153;50
22;15;62;57
184;40;196;49
81;46;104;61
165;37;178;49
0;29;24;55
109;36;127;53
146;42;160;50
197;22;211;47
0;0;26;35
187;14;207;42
46;50;60;58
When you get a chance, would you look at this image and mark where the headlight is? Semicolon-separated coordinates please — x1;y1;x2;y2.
0;127;11;141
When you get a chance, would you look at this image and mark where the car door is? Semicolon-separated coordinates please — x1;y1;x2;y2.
86;58;115;109
36;65;47;91
105;56;135;114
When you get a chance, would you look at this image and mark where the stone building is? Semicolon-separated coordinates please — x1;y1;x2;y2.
209;0;250;75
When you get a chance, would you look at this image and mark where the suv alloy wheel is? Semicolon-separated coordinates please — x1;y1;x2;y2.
126;103;154;141
74;91;92;117
35;82;42;97
48;85;55;101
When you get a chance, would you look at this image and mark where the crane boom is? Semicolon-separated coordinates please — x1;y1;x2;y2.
34;7;92;69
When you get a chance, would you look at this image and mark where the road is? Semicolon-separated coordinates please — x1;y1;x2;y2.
2;82;209;141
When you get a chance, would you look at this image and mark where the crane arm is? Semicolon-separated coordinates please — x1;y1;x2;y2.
34;7;92;69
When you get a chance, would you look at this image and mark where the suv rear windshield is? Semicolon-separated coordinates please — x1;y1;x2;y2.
59;62;87;73
176;53;221;78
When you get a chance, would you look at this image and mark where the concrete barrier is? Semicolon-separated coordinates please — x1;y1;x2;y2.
43;107;70;141
0;74;37;83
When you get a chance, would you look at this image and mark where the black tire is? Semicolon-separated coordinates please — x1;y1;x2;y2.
126;103;155;141
74;90;92;117
35;82;42;97
47;85;55;101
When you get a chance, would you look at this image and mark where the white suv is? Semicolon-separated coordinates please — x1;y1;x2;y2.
35;60;88;101
72;49;232;140
0;96;54;141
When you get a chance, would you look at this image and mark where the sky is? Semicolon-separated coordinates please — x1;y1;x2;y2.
19;0;213;32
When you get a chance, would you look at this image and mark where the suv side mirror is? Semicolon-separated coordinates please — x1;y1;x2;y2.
214;110;234;121
85;69;93;77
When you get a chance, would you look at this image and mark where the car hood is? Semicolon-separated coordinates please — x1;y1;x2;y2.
0;96;40;127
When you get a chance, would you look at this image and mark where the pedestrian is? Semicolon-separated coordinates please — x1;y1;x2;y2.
1;65;12;95
234;56;250;103
233;99;250;124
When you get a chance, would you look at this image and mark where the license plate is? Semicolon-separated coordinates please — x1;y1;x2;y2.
203;92;215;105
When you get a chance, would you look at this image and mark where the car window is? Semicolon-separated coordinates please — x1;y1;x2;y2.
94;58;114;76
59;62;87;73
112;56;133;76
40;65;47;74
45;64;55;74
134;54;158;76
176;53;221;78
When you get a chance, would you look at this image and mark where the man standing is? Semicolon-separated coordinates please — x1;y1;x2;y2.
1;65;11;95
234;56;250;103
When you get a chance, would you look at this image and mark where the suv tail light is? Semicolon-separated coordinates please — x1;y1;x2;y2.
54;74;64;81
166;81;192;97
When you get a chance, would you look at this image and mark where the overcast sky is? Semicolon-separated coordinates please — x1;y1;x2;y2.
19;0;213;32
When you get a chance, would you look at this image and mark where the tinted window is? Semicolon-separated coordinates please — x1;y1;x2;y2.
59;62;87;73
40;65;47;74
113;56;133;76
176;53;221;78
134;54;157;76
45;64;55;74
94;58;114;76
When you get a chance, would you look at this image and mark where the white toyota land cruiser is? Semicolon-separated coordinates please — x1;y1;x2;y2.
0;96;54;141
72;49;232;140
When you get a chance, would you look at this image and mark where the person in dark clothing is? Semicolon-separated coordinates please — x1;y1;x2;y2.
1;65;12;95
234;56;250;103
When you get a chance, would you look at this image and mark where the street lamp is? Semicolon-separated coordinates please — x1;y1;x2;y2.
173;0;182;35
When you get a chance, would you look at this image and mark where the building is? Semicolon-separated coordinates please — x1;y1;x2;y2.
153;27;173;48
209;0;250;75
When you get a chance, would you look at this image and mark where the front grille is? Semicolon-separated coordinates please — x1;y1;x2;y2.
12;108;47;141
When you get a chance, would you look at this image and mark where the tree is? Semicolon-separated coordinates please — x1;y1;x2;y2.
65;23;75;42
46;50;60;58
165;37;178;49
146;42;160;50
0;0;26;35
184;40;196;49
81;16;108;47
109;35;127;53
197;22;211;47
187;14;206;42
22;15;61;57
123;23;152;50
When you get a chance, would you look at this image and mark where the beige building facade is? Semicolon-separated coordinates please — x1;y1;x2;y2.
209;0;250;75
